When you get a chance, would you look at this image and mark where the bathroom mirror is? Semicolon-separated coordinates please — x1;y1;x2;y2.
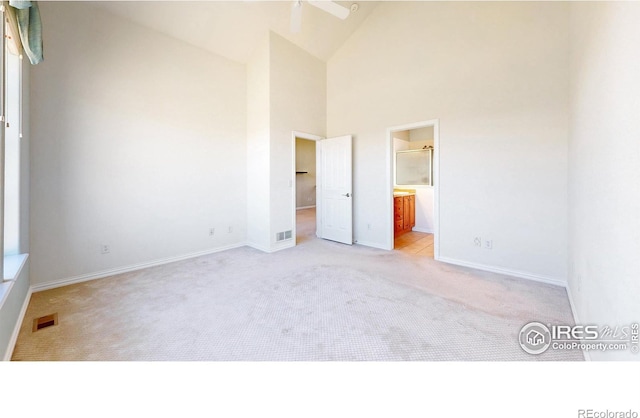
396;149;432;186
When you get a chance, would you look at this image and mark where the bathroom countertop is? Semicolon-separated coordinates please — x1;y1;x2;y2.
393;190;416;196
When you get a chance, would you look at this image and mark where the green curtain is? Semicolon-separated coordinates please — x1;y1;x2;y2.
9;0;43;65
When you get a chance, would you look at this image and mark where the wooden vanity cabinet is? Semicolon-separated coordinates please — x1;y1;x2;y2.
394;194;415;237
394;197;404;235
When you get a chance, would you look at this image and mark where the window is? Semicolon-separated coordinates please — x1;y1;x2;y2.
2;4;25;284
1;1;40;287
4;48;21;257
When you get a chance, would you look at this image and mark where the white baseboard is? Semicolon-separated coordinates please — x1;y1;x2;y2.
438;257;592;358
270;241;296;253
246;241;271;253
296;205;316;210
565;283;581;326
3;286;32;361
31;243;246;293
354;240;390;250
246;241;295;253
565;282;589;361
437;256;567;287
412;227;434;234
437;256;594;358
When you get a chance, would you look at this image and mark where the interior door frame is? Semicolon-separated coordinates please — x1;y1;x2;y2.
386;119;440;259
291;131;324;246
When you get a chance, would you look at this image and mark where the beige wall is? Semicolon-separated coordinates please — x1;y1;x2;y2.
409;127;434;150
246;32;326;251
246;34;272;251
30;3;247;286
328;2;570;282
269;32;326;250
568;2;640;360
295;138;316;208
16;1;640;362
409;126;433;143
393;130;410;142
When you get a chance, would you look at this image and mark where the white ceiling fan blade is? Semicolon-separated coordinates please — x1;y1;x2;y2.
290;0;303;33
308;0;350;20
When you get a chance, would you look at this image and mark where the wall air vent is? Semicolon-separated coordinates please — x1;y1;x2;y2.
276;230;293;242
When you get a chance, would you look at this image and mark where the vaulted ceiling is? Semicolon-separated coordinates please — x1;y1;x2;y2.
91;1;381;63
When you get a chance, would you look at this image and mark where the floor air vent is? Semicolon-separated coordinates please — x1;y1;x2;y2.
32;313;58;332
276;230;293;242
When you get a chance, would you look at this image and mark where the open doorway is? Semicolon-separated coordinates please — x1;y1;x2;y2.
292;131;323;244
387;120;439;259
291;131;354;247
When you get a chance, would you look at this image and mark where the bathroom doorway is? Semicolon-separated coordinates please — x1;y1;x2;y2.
387;120;439;259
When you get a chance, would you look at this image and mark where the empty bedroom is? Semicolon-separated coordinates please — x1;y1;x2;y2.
1;1;639;415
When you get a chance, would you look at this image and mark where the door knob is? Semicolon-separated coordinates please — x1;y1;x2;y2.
342;193;350;197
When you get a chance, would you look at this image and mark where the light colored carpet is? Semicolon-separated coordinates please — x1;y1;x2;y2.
12;208;582;361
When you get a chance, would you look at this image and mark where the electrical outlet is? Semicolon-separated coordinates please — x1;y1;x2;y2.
367;223;371;230
209;228;215;237
474;237;482;247
101;244;110;254
484;239;493;250
228;226;233;233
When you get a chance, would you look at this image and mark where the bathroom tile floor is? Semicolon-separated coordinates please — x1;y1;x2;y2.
394;231;434;257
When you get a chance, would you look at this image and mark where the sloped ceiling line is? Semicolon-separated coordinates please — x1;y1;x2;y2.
90;1;381;63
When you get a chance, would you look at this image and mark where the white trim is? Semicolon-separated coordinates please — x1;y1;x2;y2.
433;121;440;259
31;243;246;292
0;281;11;308
354;240;389;251
247;241;295;254
271;240;296;252
565;284;581;325
3;285;31;361
1;254;28;307
246;241;271;253
411;227;434;234
18;50;22;138
1;10;6;280
296;205;316;210
565;283;589;361
3;253;28;281
437;256;567;288
387;119;440;255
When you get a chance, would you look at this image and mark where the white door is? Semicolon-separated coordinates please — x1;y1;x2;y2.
317;135;353;245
